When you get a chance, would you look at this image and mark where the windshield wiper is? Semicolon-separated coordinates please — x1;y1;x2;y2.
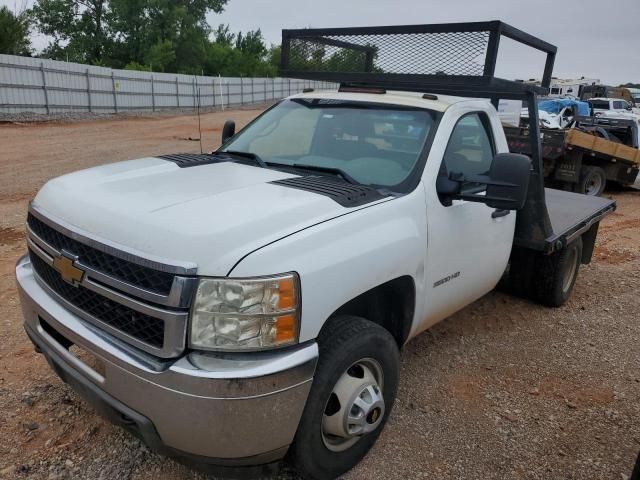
219;150;267;168
290;164;359;185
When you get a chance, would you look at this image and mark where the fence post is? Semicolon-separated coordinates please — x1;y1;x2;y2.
111;71;118;113
192;76;196;110
151;74;155;112
226;80;230;108
288;78;291;97
251;77;255;104
211;77;216;110
240;77;244;106
272;77;275;100
85;68;92;112
40;62;50;115
175;76;180;108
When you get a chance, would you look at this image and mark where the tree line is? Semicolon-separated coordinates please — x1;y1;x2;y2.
0;1;281;76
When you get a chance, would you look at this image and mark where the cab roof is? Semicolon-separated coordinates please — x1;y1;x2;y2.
289;89;477;112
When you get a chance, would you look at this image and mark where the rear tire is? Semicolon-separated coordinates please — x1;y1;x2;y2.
535;237;583;307
577;166;606;196
289;316;399;480
506;246;536;299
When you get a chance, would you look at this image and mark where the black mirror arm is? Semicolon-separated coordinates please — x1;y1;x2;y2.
449;172;520;189
454;193;521;205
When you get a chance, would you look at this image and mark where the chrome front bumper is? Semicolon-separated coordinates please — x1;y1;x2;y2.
16;255;317;464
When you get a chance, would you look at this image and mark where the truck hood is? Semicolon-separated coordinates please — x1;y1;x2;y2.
33;157;376;275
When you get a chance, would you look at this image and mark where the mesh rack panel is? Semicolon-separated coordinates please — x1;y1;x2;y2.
287;30;490;77
280;21;557;97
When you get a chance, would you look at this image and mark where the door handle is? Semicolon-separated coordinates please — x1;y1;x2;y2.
491;209;510;219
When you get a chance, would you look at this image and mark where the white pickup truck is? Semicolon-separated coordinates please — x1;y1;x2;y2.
16;22;616;479
589;97;639;117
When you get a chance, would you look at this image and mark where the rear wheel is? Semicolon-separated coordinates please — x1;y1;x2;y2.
289;316;399;480
535;237;583;307
577;166;606;196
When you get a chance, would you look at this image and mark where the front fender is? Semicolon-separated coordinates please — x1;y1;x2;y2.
229;188;428;343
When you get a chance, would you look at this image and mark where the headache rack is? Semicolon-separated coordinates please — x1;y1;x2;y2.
280;21;556;99
279;21;586;252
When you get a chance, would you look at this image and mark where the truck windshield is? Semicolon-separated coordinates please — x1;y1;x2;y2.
220;98;438;190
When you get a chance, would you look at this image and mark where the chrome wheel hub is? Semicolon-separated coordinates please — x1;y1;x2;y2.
586;175;602;195
321;358;385;452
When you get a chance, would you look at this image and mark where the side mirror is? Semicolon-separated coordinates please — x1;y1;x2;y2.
222;120;236;144
484;153;531;210
437;153;531;211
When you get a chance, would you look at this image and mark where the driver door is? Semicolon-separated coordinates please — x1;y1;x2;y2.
422;110;516;326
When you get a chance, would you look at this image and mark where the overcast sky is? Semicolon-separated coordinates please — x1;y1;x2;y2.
3;0;639;84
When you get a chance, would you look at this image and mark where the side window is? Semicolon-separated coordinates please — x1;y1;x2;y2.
441;113;495;194
613;100;625;110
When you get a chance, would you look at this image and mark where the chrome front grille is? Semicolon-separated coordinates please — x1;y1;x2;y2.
26;206;198;358
28;213;176;294
29;252;166;348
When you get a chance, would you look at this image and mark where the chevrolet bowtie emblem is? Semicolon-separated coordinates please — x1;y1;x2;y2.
52;253;85;286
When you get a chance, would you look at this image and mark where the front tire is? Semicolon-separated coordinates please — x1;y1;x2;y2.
289;316;400;480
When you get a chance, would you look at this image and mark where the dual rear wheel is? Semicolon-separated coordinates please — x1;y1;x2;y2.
508;237;583;307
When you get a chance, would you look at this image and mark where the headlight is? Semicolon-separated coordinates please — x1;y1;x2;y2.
190;273;300;351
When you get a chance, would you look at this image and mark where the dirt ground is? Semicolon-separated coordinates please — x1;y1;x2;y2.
0;110;639;480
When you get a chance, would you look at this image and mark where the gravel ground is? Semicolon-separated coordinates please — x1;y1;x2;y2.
0;110;639;480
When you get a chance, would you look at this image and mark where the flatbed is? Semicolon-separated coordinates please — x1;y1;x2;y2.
543;188;615;247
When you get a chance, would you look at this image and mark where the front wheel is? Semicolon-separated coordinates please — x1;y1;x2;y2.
289;316;400;480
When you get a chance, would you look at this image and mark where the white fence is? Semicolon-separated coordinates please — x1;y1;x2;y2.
0;54;334;115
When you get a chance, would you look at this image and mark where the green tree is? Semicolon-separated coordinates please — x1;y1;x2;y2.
123;60;151;71
31;0;110;63
109;0;227;73
204;28;275;77
28;0;281;77
267;45;281;68
213;23;234;46
144;39;175;72
235;29;266;58
31;0;228;70
0;6;32;55
108;0;148;65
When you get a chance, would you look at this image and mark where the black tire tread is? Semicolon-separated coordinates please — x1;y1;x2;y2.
289;316;399;480
535;238;583;307
507;247;537;299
